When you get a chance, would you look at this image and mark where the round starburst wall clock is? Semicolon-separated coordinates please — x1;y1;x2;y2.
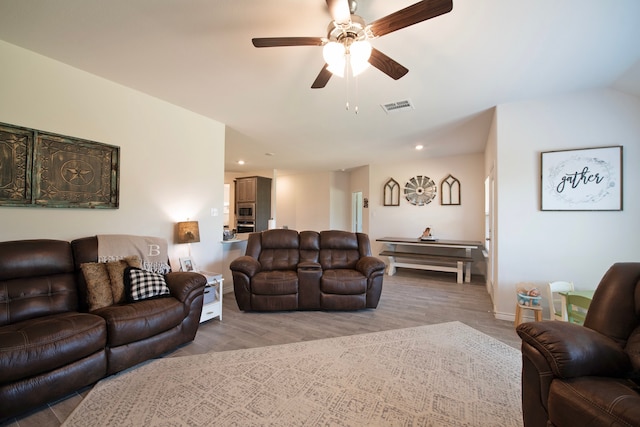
404;176;437;206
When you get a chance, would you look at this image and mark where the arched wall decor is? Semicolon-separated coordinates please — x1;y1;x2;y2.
440;174;461;205
383;178;400;206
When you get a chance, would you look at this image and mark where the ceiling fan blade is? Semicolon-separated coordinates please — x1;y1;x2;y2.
368;48;409;80
311;64;333;89
252;37;325;48
326;0;351;23
368;0;453;38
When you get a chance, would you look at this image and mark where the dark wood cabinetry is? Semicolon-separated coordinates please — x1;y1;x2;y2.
235;176;272;232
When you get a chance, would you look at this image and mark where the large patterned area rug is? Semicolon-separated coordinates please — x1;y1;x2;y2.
63;321;522;426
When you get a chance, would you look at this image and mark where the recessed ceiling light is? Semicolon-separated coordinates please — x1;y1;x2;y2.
415;144;424;150
237;160;245;165
265;152;274;156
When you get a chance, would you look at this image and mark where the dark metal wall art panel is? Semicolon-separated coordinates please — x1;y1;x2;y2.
0;122;119;209
0;124;33;206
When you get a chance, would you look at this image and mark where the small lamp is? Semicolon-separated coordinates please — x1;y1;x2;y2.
176;221;200;257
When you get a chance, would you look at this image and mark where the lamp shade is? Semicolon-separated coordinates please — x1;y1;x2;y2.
323;40;372;78
349;40;372;76
323;41;346;77
176;221;200;244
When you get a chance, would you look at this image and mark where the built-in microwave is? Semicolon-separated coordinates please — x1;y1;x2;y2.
236;220;255;234
236;203;255;221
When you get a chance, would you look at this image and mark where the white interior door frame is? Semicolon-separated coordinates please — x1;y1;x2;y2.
352;191;363;233
484;168;496;302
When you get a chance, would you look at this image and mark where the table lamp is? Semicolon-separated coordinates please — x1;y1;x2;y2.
176;220;200;257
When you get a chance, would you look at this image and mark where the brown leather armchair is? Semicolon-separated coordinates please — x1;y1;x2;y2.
516;263;640;427
231;229;385;311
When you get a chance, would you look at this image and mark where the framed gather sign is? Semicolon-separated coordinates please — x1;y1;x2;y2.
540;146;622;211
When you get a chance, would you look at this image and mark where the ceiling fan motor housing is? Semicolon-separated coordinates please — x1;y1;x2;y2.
326;14;370;45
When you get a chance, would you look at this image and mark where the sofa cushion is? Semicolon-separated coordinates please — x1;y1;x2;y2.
91;298;185;347
125;267;171;302
299;231;320;263
81;257;143;310
0;240;77;325
81;262;114;310
321;270;367;295
106;257;142;304
319;231;361;270
0;312;106;383
256;229;300;271
251;271;298;295
548;376;640;427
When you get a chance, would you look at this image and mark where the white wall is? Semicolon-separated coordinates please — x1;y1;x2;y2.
368;154;486;259
492;89;640;319
0;41;226;273
329;171;350;230
275;172;332;231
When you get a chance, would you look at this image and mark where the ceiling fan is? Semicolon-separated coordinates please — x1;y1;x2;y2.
252;0;453;89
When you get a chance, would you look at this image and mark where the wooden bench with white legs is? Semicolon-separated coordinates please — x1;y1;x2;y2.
376;237;483;284
379;250;473;284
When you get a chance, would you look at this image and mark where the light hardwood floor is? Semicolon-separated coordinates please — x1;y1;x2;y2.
2;269;521;427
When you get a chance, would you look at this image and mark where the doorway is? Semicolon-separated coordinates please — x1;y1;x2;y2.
352;191;363;233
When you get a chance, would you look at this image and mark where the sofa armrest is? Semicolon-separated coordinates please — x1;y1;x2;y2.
164;271;207;304
230;256;261;277
356;256;386;277
517;321;631;378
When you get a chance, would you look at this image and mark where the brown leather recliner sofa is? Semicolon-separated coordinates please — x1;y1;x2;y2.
0;237;206;422
230;229;385;311
516;262;640;427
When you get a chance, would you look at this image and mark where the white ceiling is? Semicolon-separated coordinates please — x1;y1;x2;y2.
1;0;639;173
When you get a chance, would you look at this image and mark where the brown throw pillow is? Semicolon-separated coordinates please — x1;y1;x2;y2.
106;256;142;304
81;262;114;311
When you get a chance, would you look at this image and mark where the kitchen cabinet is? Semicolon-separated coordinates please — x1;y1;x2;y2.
235;176;272;232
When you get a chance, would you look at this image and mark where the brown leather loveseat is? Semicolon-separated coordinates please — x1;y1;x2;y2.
516;262;640;427
0;237;206;422
230;229;385;311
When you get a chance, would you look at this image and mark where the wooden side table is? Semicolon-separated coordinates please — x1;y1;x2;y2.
199;271;223;323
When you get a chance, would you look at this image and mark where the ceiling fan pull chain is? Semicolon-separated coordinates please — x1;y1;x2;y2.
345;57;350;111
354;74;359;115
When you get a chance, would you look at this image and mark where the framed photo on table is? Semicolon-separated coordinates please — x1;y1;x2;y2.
179;257;195;272
540;146;622;211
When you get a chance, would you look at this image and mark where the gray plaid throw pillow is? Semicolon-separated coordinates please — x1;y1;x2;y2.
125;267;170;302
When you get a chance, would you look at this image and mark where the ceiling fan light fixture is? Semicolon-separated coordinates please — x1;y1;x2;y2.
323;41;346;77
323;39;371;78
323;42;345;66
349;40;371;76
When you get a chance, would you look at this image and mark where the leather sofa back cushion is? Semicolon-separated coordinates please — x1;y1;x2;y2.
257;229;301;271
319;231;360;270
259;249;300;271
299;231;320;263
0;240;77;326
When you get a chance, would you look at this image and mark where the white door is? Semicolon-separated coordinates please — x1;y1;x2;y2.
352;191;363;232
